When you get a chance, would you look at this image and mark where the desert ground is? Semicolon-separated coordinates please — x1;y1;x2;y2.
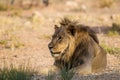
0;0;120;80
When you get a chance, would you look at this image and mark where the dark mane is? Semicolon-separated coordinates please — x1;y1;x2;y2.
60;18;99;44
60;18;78;26
79;26;99;44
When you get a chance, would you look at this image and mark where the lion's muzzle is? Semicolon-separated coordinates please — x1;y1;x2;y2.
48;43;60;57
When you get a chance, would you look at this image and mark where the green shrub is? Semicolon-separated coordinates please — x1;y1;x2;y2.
0;64;35;80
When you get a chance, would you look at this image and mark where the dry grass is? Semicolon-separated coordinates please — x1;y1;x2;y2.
0;1;120;79
0;4;8;11
0;27;25;51
101;43;120;54
100;0;114;8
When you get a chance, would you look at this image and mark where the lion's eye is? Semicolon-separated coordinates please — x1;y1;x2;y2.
58;36;62;41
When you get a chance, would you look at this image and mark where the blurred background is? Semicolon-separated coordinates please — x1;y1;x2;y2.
0;0;120;80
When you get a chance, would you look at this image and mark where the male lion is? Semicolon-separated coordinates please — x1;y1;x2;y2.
48;18;107;74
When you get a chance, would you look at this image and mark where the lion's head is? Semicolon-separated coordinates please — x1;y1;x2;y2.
48;19;75;59
48;25;69;58
48;18;99;59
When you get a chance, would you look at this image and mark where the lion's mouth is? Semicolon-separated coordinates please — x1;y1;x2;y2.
51;51;61;57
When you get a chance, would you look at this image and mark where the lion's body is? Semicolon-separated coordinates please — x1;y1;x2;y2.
48;18;107;74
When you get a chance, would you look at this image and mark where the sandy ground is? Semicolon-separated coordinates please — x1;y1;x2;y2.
0;0;120;79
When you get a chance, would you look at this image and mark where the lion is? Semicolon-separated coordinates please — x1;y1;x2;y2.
48;18;107;74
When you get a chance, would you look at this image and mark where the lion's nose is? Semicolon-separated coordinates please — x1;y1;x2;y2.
48;43;53;49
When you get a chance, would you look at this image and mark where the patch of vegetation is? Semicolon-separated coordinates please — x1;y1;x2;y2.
0;37;25;51
0;27;25;50
101;44;120;54
107;23;120;36
0;64;35;80
45;71;55;80
100;0;114;8
10;10;22;16
112;23;120;32
71;6;86;12
38;34;51;39
60;67;75;80
0;40;7;45
0;4;8;11
45;67;75;80
0;4;15;11
107;30;119;36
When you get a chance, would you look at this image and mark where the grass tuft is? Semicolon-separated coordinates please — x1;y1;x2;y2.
60;67;75;80
0;40;7;45
0;64;35;80
107;31;119;36
101;44;120;54
45;66;75;80
45;71;55;80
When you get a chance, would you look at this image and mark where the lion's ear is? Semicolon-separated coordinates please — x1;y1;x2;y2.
67;25;76;36
54;25;59;30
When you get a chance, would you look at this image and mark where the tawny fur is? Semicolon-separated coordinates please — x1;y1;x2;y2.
48;18;107;74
